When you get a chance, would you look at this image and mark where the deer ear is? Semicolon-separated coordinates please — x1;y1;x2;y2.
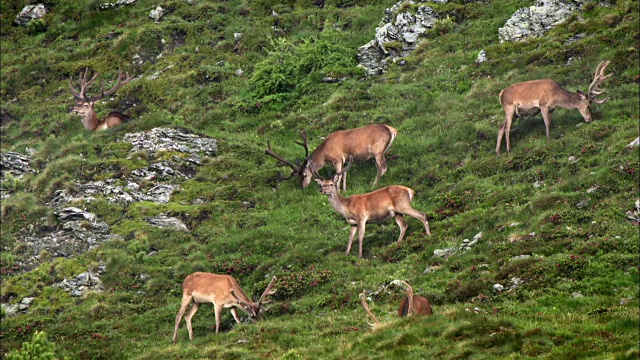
315;179;323;185
576;90;587;100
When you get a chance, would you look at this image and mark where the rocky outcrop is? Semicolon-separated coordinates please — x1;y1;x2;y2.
122;127;218;155
6;127;215;276
99;0;137;10
1;151;36;200
14;4;47;26
357;1;439;75
53;270;105;297
499;0;582;42
149;6;166;22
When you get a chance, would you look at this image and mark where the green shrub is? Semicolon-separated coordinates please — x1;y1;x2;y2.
6;331;59;360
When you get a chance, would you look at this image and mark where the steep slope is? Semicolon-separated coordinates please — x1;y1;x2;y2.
1;0;638;358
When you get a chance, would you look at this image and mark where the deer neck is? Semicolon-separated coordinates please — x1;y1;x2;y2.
81;108;100;131
555;88;583;109
326;190;351;219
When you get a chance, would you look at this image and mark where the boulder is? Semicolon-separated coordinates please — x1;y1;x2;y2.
14;4;47;26
499;0;582;42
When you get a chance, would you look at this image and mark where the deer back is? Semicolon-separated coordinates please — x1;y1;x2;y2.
182;272;251;306
398;295;433;317
312;124;397;164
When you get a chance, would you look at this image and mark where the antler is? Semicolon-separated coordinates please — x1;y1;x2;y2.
68;68;132;103
293;130;309;160
359;291;380;327
69;68;100;103
258;276;277;305
265;141;303;180
587;60;612;104
399;281;415;317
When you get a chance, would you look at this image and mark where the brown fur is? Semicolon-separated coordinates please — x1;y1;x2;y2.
302;124;397;190
315;178;431;258
398;295;433;317
496;61;611;154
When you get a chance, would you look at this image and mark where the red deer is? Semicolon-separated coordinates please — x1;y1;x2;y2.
396;281;433;317
496;60;612;154
312;158;431;258
69;68;133;131
360;281;432;328
172;273;276;343
265;124;397;191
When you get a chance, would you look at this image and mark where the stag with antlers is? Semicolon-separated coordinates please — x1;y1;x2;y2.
172;273;277;343
360;281;432;329
69;68;133;131
312;158;431;258
496;60;613;154
265;124;397;191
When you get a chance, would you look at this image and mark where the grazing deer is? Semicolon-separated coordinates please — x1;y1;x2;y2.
312;158;431;258
172;273;277;343
496;60;612;154
69;68;133;131
360;281;432;328
265;124;397;191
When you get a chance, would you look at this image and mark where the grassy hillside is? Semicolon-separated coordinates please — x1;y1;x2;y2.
1;0;638;358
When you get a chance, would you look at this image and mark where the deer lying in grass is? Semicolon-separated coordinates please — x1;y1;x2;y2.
265;124;397;191
496;60;612;154
312;158;431;258
360;281;432;328
172;273;277;343
69;68;133;131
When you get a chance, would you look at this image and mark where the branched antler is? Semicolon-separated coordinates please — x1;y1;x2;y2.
587;60;612;104
258;276;277;305
69;68;133;103
265;130;310;181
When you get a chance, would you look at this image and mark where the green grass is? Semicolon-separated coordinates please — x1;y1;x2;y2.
1;0;638;358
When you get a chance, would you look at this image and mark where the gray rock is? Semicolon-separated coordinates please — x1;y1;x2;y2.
423;265;443;274
122;127;218;156
53;270;104;297
493;284;504;292
14;4;47;26
2;303;20;317
499;0;581;42
627;137;639;148
149;6;166;22
434;247;456;258
476;50;487;64
147;215;189;231
357;1;438;75
572;291;584;299
511;254;532;261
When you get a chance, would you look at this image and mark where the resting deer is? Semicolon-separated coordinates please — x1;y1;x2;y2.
69;68;133;131
172;273;277;343
360;281;432;328
496;60;612;154
396;280;433;317
312;158;431;258
265;124;397;191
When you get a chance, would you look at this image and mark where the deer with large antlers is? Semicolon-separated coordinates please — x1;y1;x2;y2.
496;60;612;154
172;273;277;343
69;68;133;131
265;124;397;191
360;281;432;329
312;158;431;258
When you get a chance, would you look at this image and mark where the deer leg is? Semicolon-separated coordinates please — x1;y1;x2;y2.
172;295;192;343
400;207;432;236
504;110;514;153
184;302;200;340
230;307;242;325
540;107;551;142
213;303;222;333
357;220;367;258
334;161;345;192
394;214;408;242
496;122;506;155
346;225;357;255
373;154;387;186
